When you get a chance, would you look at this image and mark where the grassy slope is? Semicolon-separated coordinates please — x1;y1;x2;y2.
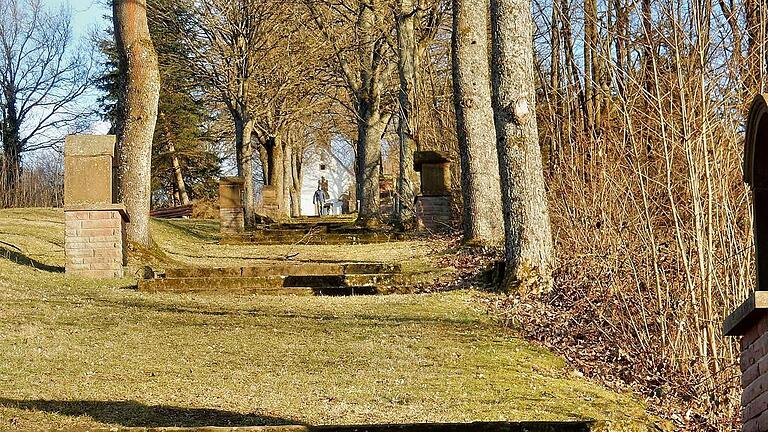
0;209;653;430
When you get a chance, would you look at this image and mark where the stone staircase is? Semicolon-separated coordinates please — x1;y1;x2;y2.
222;224;409;245
219;215;414;246
138;262;410;295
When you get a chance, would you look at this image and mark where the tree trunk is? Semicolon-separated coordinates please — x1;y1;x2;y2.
166;139;190;206
1;88;21;207
490;0;555;294
290;145;303;217
451;0;505;245
283;139;292;217
396;0;419;227
357;105;388;223
113;0;161;247
271;136;285;215
234;117;256;225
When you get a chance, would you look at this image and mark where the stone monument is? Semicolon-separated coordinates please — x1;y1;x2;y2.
725;94;768;432
261;185;281;219
413;151;452;231
219;177;245;234
63;135;128;278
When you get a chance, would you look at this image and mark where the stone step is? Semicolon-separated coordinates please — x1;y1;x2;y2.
164;262;401;278
138;274;399;294
138;283;377;296
221;231;405;245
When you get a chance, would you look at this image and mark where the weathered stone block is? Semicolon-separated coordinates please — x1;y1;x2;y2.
64;135;116;206
414;151;452;196
219;176;244;209
415;195;452;232
219;177;246;234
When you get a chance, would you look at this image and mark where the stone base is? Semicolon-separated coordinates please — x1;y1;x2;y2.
220;207;245;234
64;208;127;278
725;292;768;431
742;313;768;432
415;195;452;232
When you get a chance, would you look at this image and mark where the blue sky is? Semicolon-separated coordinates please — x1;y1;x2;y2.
46;0;110;39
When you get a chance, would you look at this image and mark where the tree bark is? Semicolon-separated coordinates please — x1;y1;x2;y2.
235;117;256;224
490;0;555;294
160;113;190;206
283;139;292;217
290;145;303;217
451;0;505;245
168;142;190;206
113;0;161;247
357;104;388;223
396;0;419;227
1;86;21;206
271;136;285;215
353;2;390;225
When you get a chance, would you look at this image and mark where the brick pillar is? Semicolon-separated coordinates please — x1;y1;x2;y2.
65;209;128;278
63;135;129;278
220;177;245;234
261;185;279;219
414;151;453;232
725;292;768;431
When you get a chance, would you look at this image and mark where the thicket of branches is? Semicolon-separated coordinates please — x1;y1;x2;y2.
515;0;765;428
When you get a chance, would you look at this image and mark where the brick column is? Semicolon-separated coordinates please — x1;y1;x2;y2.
414;151;453;232
725;292;768;431
63;135;128;278
219;177;245;234
65;208;128;278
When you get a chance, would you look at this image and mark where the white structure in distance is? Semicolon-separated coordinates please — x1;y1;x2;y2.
300;139;355;216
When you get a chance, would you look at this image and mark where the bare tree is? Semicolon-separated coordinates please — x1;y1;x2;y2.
0;0;95;206
306;0;396;225
451;0;504;244
157;0;284;224
113;0;161;247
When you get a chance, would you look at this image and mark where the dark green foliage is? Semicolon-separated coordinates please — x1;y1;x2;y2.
96;1;220;206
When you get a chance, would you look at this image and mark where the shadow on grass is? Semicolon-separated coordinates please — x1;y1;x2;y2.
93;297;481;327
0;245;64;273
0;398;297;427
0;398;598;430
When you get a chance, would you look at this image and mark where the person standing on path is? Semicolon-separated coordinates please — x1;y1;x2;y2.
313;186;327;216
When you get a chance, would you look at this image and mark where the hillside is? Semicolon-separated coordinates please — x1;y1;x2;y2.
0;209;660;430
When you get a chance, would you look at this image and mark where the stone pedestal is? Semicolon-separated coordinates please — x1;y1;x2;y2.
219;177;245;234
64;135;127;278
414;151;451;196
414;151;453;231
261;185;281;219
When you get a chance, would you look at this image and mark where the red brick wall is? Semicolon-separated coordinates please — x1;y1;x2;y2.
742;314;768;431
64;210;125;278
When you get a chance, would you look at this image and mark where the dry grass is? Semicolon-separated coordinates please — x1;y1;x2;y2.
0;208;656;430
